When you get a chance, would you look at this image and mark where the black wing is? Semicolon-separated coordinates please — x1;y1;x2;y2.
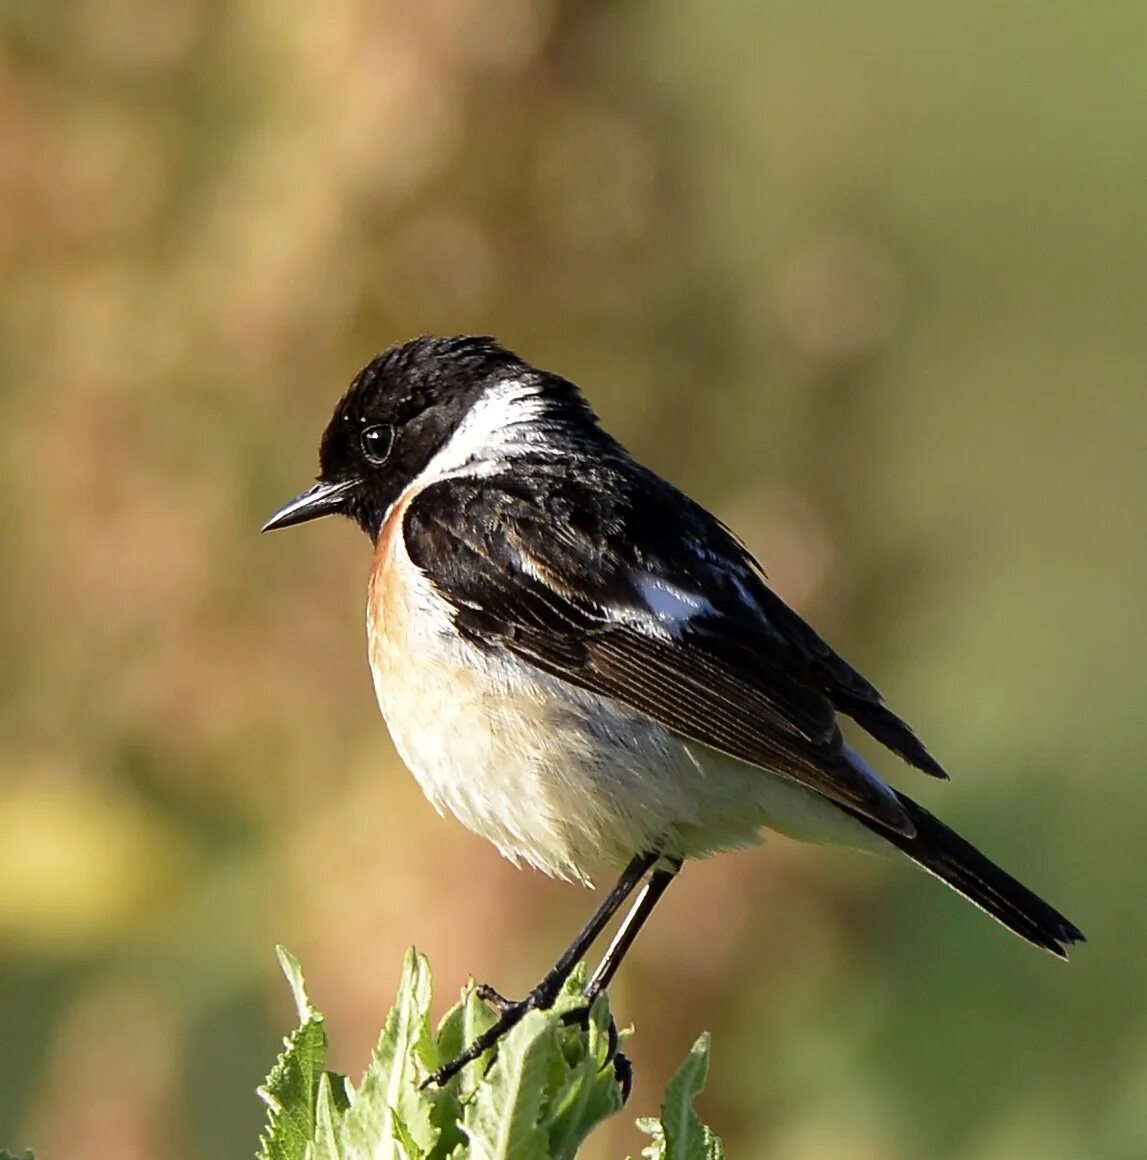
403;463;942;835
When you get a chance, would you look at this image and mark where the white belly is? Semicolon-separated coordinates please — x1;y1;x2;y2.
367;509;879;883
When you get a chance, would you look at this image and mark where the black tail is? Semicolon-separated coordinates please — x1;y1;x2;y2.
851;790;1085;959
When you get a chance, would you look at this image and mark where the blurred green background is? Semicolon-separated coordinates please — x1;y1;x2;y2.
1;2;1142;1156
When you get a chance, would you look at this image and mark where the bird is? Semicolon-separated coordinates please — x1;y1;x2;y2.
262;334;1084;1088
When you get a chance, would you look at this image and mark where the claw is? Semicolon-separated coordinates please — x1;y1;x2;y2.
559;1004;591;1030
561;1004;619;1062
475;982;516;1014
559;1001;630;1099
612;1050;633;1103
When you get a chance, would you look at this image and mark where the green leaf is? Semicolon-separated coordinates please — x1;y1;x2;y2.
389;1109;426;1160
461;1008;557;1160
545;996;625;1160
428;985;496;1156
0;1151;35;1160
258;947;331;1160
637;1034;724;1160
312;1071;354;1160
336;947;439;1160
433;981;497;1104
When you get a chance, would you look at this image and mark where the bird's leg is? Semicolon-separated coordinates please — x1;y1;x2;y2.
559;856;682;1099
585;857;682;1005
422;849;660;1089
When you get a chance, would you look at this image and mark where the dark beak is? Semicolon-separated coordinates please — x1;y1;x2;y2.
261;479;356;532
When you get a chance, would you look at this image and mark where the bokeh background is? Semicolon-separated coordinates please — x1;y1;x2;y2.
2;2;1143;1156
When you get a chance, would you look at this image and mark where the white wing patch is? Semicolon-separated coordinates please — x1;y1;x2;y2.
616;572;714;638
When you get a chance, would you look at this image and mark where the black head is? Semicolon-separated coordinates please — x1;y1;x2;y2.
261;335;595;540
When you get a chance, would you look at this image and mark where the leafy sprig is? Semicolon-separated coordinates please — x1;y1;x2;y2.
257;946;722;1159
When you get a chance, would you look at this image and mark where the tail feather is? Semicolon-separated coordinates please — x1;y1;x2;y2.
851;790;1085;959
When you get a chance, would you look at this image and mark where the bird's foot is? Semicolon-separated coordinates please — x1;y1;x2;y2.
422;980;631;1100
560;1002;632;1103
480;983;623;1075
421;982;551;1089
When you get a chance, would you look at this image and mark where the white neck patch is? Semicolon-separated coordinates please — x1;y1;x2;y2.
419;377;553;482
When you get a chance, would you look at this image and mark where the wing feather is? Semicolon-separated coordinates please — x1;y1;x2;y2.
403;473;919;835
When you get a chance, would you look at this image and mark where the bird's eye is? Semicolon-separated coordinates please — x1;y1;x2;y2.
360;424;394;466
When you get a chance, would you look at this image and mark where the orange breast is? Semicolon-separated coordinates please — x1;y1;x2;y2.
367;487;419;664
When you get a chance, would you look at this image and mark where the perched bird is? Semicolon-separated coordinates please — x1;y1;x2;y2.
263;335;1083;1086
